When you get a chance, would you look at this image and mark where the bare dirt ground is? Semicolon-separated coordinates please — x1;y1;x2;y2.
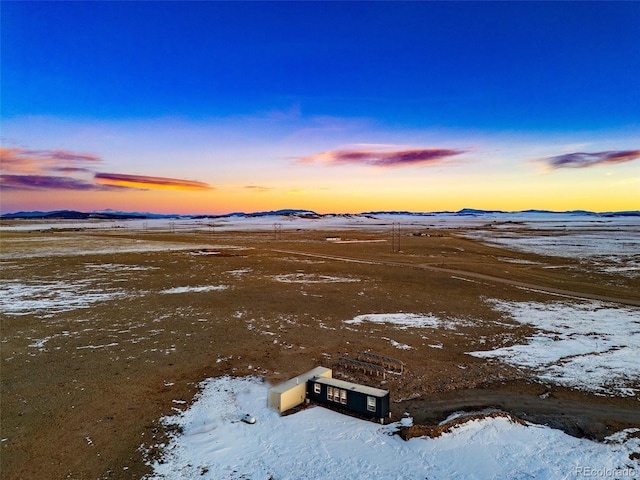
1;222;639;479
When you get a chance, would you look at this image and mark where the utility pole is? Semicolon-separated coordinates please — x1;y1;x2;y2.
391;223;395;252
273;222;282;241
391;222;401;252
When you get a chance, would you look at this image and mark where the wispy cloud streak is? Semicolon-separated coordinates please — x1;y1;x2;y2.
0;174;120;191
95;173;212;191
543;150;640;169
0;147;101;174
300;147;467;167
1;145;213;192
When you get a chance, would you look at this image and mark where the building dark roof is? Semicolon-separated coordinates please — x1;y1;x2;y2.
311;376;388;397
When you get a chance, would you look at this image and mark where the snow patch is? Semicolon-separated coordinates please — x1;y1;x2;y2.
146;376;640;480
345;313;468;330
0;279;127;316
469;300;640;396
160;285;228;294
225;268;252;276
386;338;412;350
272;273;360;284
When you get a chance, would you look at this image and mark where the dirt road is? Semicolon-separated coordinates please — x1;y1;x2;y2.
272;248;640;307
402;387;640;441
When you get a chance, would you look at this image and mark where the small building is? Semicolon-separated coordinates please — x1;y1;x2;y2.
306;376;390;422
267;366;332;414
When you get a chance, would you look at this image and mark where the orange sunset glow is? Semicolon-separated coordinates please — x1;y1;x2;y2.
1;2;638;215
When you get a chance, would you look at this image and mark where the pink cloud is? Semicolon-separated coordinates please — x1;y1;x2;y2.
0;147;102;174
1;145;212;193
300;147;467;167
543;150;640;169
0;174;119;191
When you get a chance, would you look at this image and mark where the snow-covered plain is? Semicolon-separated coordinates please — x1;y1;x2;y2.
469;300;640;397
146;376;639;480
458;216;640;278
4;212;637;276
0;234;237;260
3;211;637;233
3;212;639;477
341;305;640;397
0;278;228;318
0;278;128;317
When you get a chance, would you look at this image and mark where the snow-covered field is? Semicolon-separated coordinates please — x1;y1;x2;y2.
0;234;238;260
146;376;639;480
3;212;638;478
2;211;637;234
469;300;640;397
341;304;640;398
4;212;637;276
0;276;228;318
0;278;129;317
458;216;640;278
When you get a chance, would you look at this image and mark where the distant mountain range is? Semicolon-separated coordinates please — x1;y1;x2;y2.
1;208;638;220
361;208;640;217
0;210;170;220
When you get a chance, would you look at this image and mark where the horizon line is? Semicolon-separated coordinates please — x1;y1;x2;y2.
2;207;639;218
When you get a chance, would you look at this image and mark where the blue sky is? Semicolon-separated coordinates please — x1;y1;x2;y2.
2;1;639;214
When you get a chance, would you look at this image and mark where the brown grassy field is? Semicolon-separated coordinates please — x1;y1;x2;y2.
1;222;639;479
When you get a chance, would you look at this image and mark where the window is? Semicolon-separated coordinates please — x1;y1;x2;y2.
314;383;321;394
367;396;376;412
326;386;348;403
